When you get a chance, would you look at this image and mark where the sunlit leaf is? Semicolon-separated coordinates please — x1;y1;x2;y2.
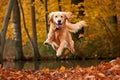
60;66;66;71
64;49;70;55
42;67;50;73
97;73;106;77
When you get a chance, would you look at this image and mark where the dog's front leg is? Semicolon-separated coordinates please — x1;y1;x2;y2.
56;40;67;57
44;28;55;45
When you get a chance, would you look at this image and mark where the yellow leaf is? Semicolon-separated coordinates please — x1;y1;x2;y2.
98;73;106;77
60;66;66;71
75;65;80;69
64;49;70;55
42;67;50;73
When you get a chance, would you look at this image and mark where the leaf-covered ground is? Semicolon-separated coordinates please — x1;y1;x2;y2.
0;58;120;80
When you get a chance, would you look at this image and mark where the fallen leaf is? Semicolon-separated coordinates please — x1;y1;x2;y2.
60;66;66;71
98;72;106;77
64;49;70;55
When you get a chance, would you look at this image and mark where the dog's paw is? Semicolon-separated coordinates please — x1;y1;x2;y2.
71;48;75;54
78;34;84;38
44;41;50;46
56;52;62;57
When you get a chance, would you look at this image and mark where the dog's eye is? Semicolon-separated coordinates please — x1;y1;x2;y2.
61;16;63;18
55;16;57;18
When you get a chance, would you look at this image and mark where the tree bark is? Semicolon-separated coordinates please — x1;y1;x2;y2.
31;0;41;60
18;0;41;60
110;0;118;32
0;33;1;46
12;0;24;60
0;0;15;63
58;0;62;11
44;0;49;38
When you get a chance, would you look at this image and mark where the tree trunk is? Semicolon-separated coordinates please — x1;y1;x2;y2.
58;0;62;11
0;0;15;63
12;0;24;60
31;0;41;60
109;16;118;32
0;33;1;46
18;0;40;60
44;0;49;38
109;0;118;32
113;0;118;25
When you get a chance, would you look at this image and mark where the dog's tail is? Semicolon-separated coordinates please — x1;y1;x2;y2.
66;20;87;33
78;20;87;28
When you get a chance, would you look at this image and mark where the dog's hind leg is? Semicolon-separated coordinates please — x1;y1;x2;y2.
51;42;59;50
71;40;75;53
56;41;67;57
67;34;75;54
68;40;75;54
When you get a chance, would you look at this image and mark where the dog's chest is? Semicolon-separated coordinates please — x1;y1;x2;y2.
54;30;65;39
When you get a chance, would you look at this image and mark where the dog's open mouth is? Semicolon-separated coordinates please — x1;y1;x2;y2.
56;24;62;30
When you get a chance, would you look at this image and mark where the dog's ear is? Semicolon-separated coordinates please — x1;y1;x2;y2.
64;12;72;22
48;12;54;23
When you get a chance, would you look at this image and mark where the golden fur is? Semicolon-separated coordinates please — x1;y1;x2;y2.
44;12;87;57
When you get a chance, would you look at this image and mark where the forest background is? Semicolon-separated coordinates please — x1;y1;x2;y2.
0;0;120;61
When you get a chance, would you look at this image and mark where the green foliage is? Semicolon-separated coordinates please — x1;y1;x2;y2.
38;42;56;57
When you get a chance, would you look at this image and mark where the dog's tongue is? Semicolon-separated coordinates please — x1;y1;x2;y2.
56;24;61;30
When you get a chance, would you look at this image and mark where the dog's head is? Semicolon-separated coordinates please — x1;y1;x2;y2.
49;12;72;30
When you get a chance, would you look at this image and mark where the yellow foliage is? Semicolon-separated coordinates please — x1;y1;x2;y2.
0;0;8;31
0;0;75;44
0;0;119;44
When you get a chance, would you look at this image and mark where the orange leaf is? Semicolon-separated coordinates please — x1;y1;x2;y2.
89;34;94;39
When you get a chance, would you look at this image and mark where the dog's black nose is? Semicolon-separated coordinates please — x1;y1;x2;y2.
58;20;61;23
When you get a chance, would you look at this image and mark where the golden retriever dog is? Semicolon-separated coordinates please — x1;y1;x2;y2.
44;12;86;57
